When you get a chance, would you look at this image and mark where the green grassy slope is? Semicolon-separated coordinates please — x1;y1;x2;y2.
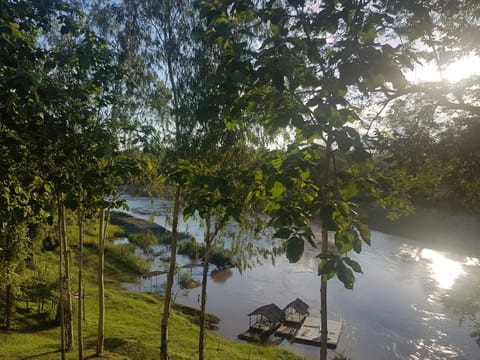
0;220;304;360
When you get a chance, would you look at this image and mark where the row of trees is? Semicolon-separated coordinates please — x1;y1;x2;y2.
2;1;480;360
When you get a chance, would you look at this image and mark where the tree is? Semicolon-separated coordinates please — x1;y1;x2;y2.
370;0;480;213
0;0;58;331
112;2;205;358
183;154;254;359
35;7;124;355
198;1;418;358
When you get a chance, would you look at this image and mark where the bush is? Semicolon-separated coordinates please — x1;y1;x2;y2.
178;238;235;269
178;238;203;259
128;231;158;251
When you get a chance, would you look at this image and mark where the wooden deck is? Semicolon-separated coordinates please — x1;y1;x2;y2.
238;322;281;343
239;300;343;348
275;324;298;338
294;317;343;348
238;330;262;343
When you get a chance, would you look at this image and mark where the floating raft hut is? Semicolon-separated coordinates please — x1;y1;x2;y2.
240;299;343;348
275;298;309;338
295;317;343;348
238;303;283;343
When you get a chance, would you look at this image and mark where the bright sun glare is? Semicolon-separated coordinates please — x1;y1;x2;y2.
407;54;480;83
420;249;465;290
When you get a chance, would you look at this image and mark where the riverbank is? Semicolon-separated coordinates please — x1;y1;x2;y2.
0;217;305;360
365;204;480;255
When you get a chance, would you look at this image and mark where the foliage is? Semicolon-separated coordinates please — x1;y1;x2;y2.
178;238;235;268
128;231;158;252
177;270;198;291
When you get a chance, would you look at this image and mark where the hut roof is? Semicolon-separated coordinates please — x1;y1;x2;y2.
283;298;309;315
248;303;283;322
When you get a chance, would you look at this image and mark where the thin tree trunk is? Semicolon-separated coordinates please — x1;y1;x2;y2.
320;143;332;360
62;204;74;351
4;283;11;329
4;236;12;329
198;217;211;360
78;214;84;360
161;187;182;360
320;225;328;360
97;208;106;356
58;201;66;360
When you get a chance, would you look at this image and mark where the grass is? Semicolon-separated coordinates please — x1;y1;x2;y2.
0;217;305;360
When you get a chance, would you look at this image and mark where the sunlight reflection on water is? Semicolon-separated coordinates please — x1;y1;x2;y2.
398;245;479;290
420;249;465;289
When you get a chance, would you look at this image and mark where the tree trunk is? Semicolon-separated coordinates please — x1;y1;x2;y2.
198;217;211;360
320;142;332;360
78;214;84;360
4;283;11;329
62;204;74;351
58;201;66;360
161;187;182;360
97;208;106;356
3;236;14;330
320;225;328;360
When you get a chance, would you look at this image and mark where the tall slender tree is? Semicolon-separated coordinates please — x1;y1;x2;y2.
198;2;419;358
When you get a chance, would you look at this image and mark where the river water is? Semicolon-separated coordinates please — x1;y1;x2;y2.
120;196;480;360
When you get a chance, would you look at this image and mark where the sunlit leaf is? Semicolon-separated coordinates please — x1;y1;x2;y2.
356;223;371;245
269;180;286;199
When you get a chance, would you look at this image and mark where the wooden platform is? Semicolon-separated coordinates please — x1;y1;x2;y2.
275;324;298;338
294;317;343;348
238;330;262;343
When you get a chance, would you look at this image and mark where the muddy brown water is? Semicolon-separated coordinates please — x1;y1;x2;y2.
120;196;480;360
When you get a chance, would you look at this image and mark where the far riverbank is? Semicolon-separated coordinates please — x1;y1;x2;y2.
365;204;480;255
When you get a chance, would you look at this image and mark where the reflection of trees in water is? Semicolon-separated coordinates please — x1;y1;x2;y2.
210;269;232;284
441;269;480;346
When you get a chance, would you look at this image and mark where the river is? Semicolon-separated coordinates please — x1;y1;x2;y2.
120;196;480;360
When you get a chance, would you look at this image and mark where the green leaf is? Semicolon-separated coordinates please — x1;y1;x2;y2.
285;236;304;263
335;231;353;254
356;223;371;245
183;205;195;222
344;257;363;273
353;238;362;253
274;227;292;239
269;180;286;199
318;258;336;280
360;28;376;43
340;182;358;200
337;262;355;290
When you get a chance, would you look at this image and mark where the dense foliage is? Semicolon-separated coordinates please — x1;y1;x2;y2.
1;0;480;359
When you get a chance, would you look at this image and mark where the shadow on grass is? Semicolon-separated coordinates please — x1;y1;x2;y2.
14;308;58;333
21;349;61;359
104;337;129;351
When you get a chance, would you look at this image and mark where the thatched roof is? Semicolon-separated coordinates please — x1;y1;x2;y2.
283;298;309;315
248;303;283;322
